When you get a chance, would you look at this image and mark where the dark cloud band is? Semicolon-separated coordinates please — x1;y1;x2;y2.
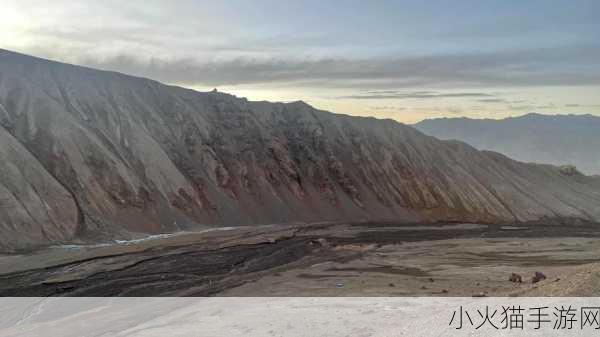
72;45;600;90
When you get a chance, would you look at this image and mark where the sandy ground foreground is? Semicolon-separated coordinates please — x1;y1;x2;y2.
2;297;600;336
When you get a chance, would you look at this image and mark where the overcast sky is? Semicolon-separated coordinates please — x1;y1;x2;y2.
2;0;600;123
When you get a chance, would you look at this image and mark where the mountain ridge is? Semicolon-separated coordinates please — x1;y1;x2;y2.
415;113;600;175
1;49;599;251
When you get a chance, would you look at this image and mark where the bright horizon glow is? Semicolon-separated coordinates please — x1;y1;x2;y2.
202;85;600;124
1;0;600;123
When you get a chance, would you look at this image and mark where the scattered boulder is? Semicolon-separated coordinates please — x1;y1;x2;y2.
388;283;395;287
472;292;487;297
311;238;330;248
509;273;523;283
428;278;435;283
532;272;547;284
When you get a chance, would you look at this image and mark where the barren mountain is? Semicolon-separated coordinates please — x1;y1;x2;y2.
1;49;599;252
415;114;600;175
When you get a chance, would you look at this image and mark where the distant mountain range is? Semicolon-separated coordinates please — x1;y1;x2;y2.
1;49;600;251
415;113;600;176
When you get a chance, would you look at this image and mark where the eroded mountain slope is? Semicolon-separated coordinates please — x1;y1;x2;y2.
0;49;599;251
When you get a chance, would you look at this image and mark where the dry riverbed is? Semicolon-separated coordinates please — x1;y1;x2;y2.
1;221;600;296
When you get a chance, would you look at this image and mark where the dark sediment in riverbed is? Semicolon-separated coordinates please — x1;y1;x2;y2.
1;220;600;297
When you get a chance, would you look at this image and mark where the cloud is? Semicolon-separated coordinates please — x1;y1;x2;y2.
2;0;599;97
477;98;507;103
509;103;557;111
447;107;463;114
406;106;465;115
370;106;406;111
4;1;600;93
565;103;600;109
364;90;435;95
14;44;598;90
338;91;494;100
